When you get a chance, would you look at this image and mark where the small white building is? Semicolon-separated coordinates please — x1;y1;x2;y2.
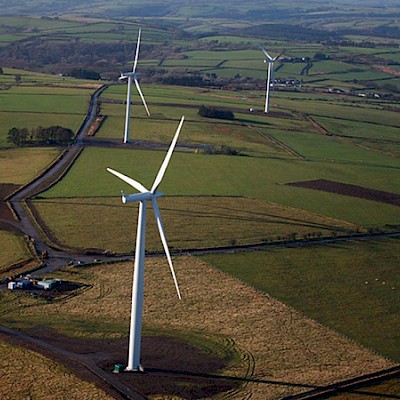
37;279;59;290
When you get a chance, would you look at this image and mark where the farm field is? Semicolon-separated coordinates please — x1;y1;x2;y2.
0;338;113;400
31;195;363;253
0;3;399;398
37;144;400;228
0;257;395;399
0;231;32;273
0;147;60;185
201;237;400;362
0;68;98;146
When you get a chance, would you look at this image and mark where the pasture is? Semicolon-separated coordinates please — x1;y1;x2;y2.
0;257;394;399
0;339;113;400
31;195;362;253
38;141;400;227
0;231;32;273
0;147;60;185
0;5;398;399
0;68;97;146
201;237;400;362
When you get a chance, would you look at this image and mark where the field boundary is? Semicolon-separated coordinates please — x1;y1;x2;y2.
282;366;400;399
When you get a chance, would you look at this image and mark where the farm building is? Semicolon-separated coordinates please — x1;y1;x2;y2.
37;278;60;290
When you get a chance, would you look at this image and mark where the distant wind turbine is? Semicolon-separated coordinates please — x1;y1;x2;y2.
120;28;150;144
260;46;283;113
107;116;185;372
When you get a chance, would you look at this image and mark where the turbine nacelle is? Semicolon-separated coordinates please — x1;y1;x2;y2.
122;191;164;204
120;71;138;80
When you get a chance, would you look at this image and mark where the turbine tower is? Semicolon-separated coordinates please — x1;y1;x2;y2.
260;46;282;113
107;116;185;372
120;28;150;144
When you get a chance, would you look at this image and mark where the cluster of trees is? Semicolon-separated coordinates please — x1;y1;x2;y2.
68;68;101;80
7;125;74;146
204;145;240;156
198;105;235;120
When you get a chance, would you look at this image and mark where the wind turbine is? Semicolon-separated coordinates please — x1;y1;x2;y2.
107;116;185;372
260;46;282;113
120;28;150;144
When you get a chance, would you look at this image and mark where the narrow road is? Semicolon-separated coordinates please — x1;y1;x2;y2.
6;84;109;270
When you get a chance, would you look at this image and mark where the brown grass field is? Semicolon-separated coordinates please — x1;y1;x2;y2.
6;256;395;399
0;148;60;185
0;338;113;400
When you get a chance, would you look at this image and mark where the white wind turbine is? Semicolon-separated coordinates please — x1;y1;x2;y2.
120;28;150;144
260;46;283;113
107;116;185;372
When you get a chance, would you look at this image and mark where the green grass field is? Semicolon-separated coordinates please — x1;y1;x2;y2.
201;237;400;362
1;7;400;398
0;69;97;146
39;146;400;227
0;231;32;272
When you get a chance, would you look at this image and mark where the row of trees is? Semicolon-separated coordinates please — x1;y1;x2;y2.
7;125;74;146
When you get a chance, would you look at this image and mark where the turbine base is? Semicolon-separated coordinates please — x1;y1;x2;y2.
124;364;145;373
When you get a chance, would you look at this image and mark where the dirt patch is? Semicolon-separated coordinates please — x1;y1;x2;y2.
0;333;116;400
23;329;239;399
87;115;106;137
286;179;400;207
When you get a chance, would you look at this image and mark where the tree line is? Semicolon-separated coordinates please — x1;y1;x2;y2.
7;125;74;146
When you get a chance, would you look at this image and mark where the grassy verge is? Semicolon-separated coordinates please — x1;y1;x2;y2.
0;339;113;400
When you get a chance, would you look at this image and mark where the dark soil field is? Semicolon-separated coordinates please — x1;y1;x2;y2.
286;179;400;207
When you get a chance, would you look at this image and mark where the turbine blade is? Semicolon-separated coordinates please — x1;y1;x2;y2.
107;167;149;193
134;78;150;116
260;45;272;60
151;116;185;193
273;52;284;61
132;28;141;73
152;198;181;299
